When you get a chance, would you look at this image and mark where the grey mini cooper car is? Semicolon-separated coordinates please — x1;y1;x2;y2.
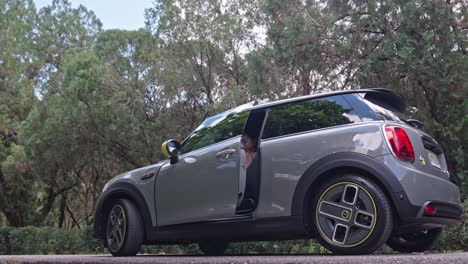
94;88;461;256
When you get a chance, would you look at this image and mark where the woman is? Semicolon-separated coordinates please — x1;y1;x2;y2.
241;133;257;169
238;132;259;212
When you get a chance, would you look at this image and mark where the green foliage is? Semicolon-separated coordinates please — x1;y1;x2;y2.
0;226;103;255
139;240;330;255
145;0;260;109
254;0;468;200
0;0;466;254
9;226;39;254
433;199;468;252
0;227;14;254
0;0;101;227
0;0;38;227
36;0;102;93
225;240;329;255
140;245;187;255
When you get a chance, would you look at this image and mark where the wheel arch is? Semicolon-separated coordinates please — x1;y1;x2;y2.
93;181;153;242
291;152;404;229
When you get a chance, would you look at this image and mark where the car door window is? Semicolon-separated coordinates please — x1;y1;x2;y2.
262;95;356;139
181;111;249;154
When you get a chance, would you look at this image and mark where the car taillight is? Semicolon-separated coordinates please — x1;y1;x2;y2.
384;126;415;162
424;204;436;215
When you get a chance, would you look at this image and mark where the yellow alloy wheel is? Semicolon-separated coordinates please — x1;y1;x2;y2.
315;182;377;247
106;204;127;252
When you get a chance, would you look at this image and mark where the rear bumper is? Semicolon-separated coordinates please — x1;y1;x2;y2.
393;198;462;234
375;154;461;229
390;184;462;234
397;198;462;222
416;201;463;220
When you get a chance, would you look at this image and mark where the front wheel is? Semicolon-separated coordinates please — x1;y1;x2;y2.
387;228;442;253
198;241;229;255
106;199;144;256
311;175;394;255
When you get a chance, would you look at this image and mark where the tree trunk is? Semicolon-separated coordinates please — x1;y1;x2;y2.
58;194;67;228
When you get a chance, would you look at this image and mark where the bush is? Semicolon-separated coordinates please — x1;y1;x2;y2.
9;226;39;254
80;226;105;254
64;228;81;254
36;227;53;254
140;244;188;255
140;240;330;255
433;199;468;252
225;240;329;255
0;227;14;255
0;226;104;255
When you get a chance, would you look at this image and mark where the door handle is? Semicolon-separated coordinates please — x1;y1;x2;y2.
216;149;236;159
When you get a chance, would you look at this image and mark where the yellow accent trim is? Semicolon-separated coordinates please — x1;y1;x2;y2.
161;141;170;157
315;181;377;248
113;204;127;252
419;156;426;166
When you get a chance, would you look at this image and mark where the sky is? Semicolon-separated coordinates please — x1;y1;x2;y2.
34;0;154;30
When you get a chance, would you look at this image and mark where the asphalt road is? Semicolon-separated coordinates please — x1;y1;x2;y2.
0;253;467;264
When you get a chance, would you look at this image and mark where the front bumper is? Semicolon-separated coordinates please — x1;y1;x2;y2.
93;194;106;240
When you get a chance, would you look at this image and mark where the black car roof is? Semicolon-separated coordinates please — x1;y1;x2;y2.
248;88;406;112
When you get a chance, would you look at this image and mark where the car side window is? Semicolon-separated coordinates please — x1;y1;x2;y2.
262;95;356;139
343;94;382;121
181;111;249;154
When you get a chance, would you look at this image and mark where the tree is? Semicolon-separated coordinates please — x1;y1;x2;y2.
145;0;261;113
35;0;102;94
93;29;168;149
0;0;38;227
0;0;102;227
325;0;467;188
254;0;467;196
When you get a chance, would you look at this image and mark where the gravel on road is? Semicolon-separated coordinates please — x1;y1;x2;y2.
1;253;467;264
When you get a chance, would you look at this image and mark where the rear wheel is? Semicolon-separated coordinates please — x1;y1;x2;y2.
198;241;229;255
106;199;144;256
387;228;442;253
311;174;394;255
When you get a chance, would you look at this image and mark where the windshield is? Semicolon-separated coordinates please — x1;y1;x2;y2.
180;102;254;153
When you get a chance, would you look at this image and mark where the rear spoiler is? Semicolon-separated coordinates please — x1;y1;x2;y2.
363;88;406;112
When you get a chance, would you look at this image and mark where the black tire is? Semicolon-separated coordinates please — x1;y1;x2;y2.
198;241;229;255
387;228;442;253
106;199;144;256
310;174;394;255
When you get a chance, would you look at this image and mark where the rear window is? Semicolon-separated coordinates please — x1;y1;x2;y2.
356;93;405;122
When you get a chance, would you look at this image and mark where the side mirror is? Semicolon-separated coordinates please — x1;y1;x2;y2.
161;139;181;164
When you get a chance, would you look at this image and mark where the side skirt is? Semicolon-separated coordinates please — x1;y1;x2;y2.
144;216;309;245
